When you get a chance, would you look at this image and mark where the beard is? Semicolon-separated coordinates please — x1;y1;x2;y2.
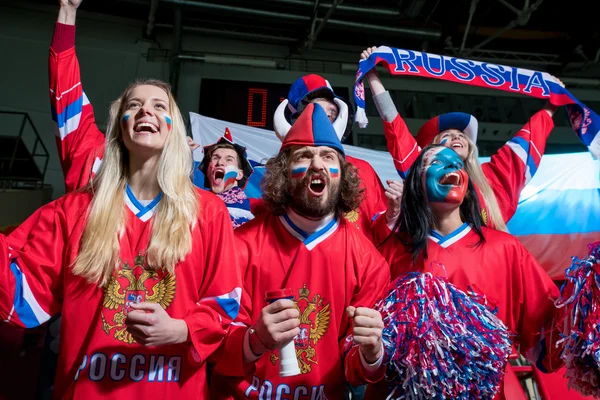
289;172;340;218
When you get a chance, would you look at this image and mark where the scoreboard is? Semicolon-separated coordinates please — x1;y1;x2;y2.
199;78;350;132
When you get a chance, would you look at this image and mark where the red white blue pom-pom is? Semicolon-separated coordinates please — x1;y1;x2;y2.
555;241;600;397
375;271;512;400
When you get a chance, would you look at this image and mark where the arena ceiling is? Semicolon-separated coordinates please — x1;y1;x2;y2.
12;0;600;80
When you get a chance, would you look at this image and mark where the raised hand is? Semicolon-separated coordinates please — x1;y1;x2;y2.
360;46;378;61
385;179;404;228
58;0;82;25
543;75;566;117
59;0;83;8
360;46;386;96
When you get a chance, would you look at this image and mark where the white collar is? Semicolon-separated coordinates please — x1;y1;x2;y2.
428;223;472;248
278;209;339;250
124;184;162;222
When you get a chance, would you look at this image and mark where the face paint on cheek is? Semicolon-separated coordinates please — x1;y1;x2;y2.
440;138;448;146
291;166;308;180
164;114;172;131
329;167;339;178
223;165;239;187
121;114;130;126
425;165;451;203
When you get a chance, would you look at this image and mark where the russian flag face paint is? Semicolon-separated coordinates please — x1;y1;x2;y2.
223;165;239;187
122;114;130;125
291;166;308;179
329;167;340;178
164;114;172;131
440;138;448;146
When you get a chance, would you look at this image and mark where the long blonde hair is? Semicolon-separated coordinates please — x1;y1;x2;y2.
72;79;199;286
433;135;508;232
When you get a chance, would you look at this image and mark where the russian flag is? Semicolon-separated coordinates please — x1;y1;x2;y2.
503;152;600;280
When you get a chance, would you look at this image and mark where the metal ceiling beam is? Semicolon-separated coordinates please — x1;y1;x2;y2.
146;0;159;37
162;0;311;21
325;19;440;40
495;0;524;15
467;0;544;55
264;0;400;17
459;0;478;55
169;6;183;96
156;23;297;42
301;0;344;52
424;0;442;24
154;0;441;40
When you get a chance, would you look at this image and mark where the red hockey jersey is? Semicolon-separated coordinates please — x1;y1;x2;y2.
345;155;387;240
383;110;554;226
210;212;391;399
367;224;562;400
0;188;242;400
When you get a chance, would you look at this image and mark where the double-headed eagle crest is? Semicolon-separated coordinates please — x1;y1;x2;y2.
270;284;331;374
101;255;176;344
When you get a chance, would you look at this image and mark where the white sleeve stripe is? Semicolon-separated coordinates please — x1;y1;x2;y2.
49;82;82;101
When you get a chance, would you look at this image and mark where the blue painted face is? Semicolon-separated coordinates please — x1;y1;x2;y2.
422;147;468;204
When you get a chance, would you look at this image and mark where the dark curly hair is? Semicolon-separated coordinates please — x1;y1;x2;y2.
261;148;364;217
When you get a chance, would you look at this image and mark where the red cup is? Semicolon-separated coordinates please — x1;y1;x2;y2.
265;288;294;303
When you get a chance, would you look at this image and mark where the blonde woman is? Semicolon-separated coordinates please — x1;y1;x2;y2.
361;47;564;232
0;8;242;398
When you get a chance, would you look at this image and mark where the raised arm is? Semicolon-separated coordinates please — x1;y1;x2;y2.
481;80;562;222
50;0;105;193
362;47;421;180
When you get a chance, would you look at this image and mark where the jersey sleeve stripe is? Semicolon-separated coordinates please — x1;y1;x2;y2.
198;287;242;320
51;93;90;140
9;261;51;328
507;137;537;184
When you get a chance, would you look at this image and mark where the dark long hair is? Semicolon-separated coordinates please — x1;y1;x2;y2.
388;144;485;262
261;149;363;216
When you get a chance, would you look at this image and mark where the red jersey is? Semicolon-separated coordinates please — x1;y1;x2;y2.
367;224;563;400
0;188;242;399
345;155;387;240
210;212;391;399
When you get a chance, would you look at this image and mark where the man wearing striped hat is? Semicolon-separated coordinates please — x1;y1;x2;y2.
210;103;390;399
273;74;389;242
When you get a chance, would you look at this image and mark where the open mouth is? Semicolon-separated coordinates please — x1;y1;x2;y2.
439;172;461;186
134;122;159;134
213;169;225;184
451;142;463;149
308;176;326;196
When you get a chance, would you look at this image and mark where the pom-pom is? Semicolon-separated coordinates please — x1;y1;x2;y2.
375;271;512;400
555;241;600;397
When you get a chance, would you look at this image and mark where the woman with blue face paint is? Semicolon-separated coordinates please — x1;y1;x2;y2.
361;47;565;234
366;144;565;400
